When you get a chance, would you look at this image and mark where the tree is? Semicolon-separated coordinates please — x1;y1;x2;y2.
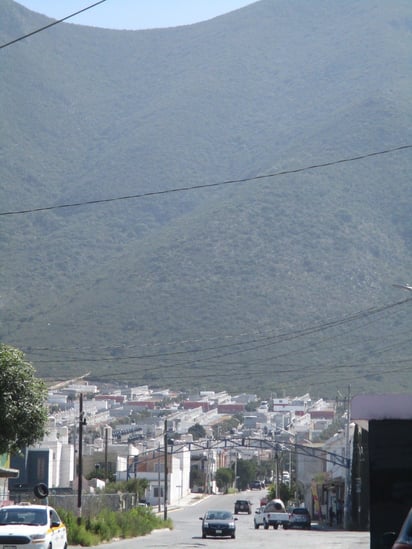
190;468;204;491
212;417;240;438
234;459;257;490
105;478;148;499
188;423;206;440
267;481;293;503
0;344;48;454
215;467;235;493
245;401;259;412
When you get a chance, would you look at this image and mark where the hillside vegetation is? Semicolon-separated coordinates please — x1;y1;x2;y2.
1;0;412;397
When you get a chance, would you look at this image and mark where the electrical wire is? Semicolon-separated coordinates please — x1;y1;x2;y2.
0;144;410;216
0;0;109;50
23;296;412;365
30;296;412;393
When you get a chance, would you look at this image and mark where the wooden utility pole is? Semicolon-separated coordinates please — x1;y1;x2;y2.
104;426;109;480
77;393;85;522
163;419;168;520
344;385;351;530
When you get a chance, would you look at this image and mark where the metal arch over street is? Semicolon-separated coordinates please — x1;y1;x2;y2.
163;435;350;469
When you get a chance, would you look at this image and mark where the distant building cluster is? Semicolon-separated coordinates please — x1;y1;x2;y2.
3;381;353;519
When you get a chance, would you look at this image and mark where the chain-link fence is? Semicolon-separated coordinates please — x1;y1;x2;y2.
10;492;138;517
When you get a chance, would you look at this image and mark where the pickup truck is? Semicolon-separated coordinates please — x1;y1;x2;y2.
262;499;290;529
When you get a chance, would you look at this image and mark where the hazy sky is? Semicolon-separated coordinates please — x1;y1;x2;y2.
17;1;256;30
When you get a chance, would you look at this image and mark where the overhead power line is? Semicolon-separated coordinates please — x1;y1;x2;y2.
0;0;109;50
28;296;412;368
1;144;410;216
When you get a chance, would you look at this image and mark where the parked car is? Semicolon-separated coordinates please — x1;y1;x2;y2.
0;503;67;549
383;507;412;548
282;471;291;484
199;509;237;539
250;480;264;490
289;507;311;529
234;499;252;514
254;506;266;529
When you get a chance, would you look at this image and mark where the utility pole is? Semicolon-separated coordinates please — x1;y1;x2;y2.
344;384;352;530
77;393;86;523
275;449;280;498
206;438;212;494
104;426;109;481
157;442;161;513
163;419;168;521
273;431;280;498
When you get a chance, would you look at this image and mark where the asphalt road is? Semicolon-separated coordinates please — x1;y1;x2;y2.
88;489;370;549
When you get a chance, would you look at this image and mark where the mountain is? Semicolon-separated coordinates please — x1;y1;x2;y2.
1;0;412;397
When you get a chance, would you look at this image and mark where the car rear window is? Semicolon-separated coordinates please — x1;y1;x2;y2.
293;508;309;515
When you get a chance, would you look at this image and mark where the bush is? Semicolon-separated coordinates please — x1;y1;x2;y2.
62;517;100;547
58;507;172;546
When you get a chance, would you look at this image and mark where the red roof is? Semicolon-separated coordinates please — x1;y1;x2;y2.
182;401;210;412
217;403;245;413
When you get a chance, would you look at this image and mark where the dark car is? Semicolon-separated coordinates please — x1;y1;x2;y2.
383;507;412;549
199;510;237;539
234;499;252;514
250;480;263;490
289;507;311;529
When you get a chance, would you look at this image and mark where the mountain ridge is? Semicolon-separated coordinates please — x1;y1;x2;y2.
1;0;412;396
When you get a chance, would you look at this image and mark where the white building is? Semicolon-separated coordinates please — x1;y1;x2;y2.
12;417;75;490
120;443;191;507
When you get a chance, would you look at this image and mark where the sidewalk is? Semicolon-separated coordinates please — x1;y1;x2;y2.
173;492;213;509
155;492;211;515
